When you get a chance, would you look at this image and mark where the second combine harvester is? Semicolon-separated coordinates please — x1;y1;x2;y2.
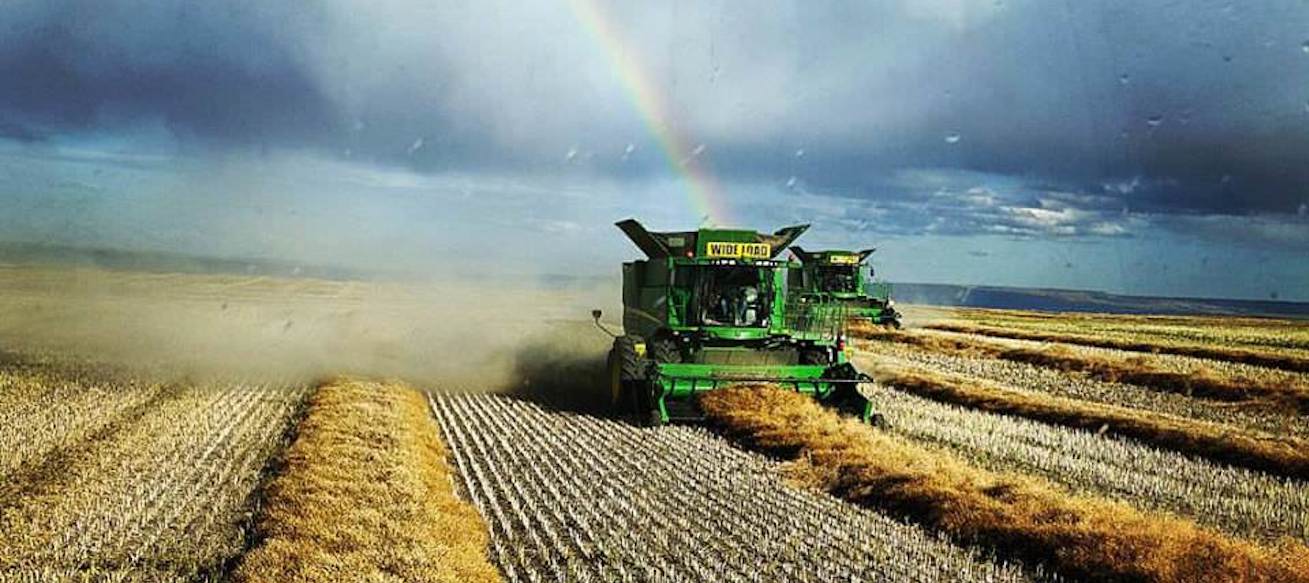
596;219;883;426
789;247;902;328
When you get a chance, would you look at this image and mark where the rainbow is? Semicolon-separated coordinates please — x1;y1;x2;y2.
566;0;731;226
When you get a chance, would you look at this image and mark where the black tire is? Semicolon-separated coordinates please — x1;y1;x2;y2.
608;335;645;410
639;335;676;427
823;364;876;421
649;336;681;364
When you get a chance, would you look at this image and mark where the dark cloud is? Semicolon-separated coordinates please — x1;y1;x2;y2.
1;0;1307;222
0;121;42;143
0;1;340;146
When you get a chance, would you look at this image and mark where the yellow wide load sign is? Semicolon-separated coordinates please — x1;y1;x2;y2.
828;254;859;265
705;241;771;259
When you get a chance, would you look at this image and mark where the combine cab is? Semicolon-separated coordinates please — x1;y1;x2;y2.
597;219;880;426
789;247;902;329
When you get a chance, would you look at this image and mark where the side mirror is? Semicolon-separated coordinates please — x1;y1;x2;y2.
591;309;618;338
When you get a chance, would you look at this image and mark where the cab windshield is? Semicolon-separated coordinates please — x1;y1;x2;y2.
688;265;773;328
814;265;859;294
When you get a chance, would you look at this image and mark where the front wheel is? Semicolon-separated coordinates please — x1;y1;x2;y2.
609;335;646;417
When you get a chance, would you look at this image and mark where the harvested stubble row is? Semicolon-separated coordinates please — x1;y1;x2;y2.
233;378;500;583
956;311;1309;353
0;358;169;486
849;369;1309;544
925;322;1309;374
862;359;1309;482
851;324;1309;413
431;392;1033;583
861;339;1309;441
0;379;307;582
701;386;1309;583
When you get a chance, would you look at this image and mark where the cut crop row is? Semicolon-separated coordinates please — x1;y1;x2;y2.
234;379;500;583
925;322;1309;373
431;393;1034;583
853;368;1309;543
953;311;1309;354
858;340;1308;439
0;379;308;581
0;356;170;481
702;386;1309;583
852;325;1309;413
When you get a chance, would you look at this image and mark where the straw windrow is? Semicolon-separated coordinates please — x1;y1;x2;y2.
232;378;501;583
701;386;1309;583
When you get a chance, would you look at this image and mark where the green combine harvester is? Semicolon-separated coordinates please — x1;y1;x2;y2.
789;247;902;328
594;219;881;426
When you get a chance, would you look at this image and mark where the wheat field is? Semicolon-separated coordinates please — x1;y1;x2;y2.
1;265;1306;582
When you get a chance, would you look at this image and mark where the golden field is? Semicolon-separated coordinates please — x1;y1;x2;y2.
1;264;1306;582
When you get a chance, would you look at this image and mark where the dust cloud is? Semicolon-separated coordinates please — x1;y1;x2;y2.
0;263;620;391
503;320;615;413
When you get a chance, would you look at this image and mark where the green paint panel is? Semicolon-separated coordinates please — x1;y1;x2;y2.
652;362;835;399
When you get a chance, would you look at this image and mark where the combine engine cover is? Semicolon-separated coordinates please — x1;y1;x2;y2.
604;219;881;426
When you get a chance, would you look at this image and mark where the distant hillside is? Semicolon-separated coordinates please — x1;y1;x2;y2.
2;242;1304;318
0;242;368;281
892;283;1309;319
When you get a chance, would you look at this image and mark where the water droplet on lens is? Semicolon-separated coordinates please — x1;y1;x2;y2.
692;144;706;156
1302;41;1309;54
1118;74;1130;85
785;176;798;188
565;147;578;162
1146;116;1163;128
944;132;962;144
794;148;806;158
408;138;425;155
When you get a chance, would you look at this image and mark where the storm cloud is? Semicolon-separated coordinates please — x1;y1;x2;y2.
5;1;1308;212
0;0;1306;298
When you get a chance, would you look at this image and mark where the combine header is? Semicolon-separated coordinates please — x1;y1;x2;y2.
789;248;902;328
595;219;880;426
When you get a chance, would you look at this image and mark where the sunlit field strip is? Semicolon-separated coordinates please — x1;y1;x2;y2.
0;381;307;580
925;322;1309;373
0;361;169;481
862;357;1309;481
432;392;1034;582
233;379;501;583
851;325;1309;412
952;311;1309;353
702;386;1309;583
853;362;1309;543
857;340;1309;440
